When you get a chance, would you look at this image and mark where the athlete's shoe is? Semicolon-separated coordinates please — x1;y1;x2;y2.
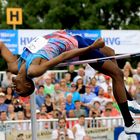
125;121;140;134
128;100;140;114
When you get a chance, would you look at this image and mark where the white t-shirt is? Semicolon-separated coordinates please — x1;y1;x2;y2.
52;129;74;140
74;123;86;140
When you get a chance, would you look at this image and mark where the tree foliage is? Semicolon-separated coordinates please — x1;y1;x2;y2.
0;0;139;29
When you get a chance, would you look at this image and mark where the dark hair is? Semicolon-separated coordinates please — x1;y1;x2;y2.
79;114;85;118
39;85;44;89
18;78;35;97
58;116;66;123
74;100;80;103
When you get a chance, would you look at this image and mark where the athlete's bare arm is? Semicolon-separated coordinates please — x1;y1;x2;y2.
0;42;18;74
28;38;105;78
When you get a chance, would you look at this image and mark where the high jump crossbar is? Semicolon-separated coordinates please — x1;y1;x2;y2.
57;52;140;67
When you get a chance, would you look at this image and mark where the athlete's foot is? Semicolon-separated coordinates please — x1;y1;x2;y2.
91;38;105;49
125;121;140;134
128;100;140;114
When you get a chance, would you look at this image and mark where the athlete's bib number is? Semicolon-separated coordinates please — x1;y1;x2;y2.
26;36;48;53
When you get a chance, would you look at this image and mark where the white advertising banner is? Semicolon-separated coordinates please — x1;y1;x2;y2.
18;30;57;54
101;30;140;54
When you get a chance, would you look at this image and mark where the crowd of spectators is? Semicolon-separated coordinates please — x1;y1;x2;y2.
0;61;139;135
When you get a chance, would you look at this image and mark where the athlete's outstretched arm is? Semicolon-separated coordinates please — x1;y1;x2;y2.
0;41;18;74
28;38;105;78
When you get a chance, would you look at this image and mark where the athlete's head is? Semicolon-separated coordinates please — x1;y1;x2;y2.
12;76;35;97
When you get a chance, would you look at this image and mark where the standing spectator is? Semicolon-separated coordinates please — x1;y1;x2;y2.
66;82;81;103
74;100;87;118
44;75;55;96
67;65;77;82
4;86;14;104
72;115;86;140
7;104;17;120
0;92;8;112
65;94;75;115
12;98;24;112
35;85;45;109
52;117;74;140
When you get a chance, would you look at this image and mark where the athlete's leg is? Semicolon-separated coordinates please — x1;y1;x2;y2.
76;36;140;133
0;41;18;74
100;46;133;101
100;47;140;114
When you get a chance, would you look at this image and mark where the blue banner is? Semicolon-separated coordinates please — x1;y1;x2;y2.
0;30;18;54
114;127;140;140
67;30;101;40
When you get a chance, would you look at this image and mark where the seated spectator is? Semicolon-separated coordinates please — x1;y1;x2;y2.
44;94;54;115
44;75;55;95
0;92;8;112
72;115;86;140
81;84;97;115
23;103;31;120
67;110;78;128
59;78;69;93
38;112;48;130
64;73;71;89
12;98;24;112
4;86;14;104
36;109;41;119
90;77;100;96
74;100;87;118
52;117;74;140
90;87;110;111
57;102;67;118
0;111;7;131
65;82;81;103
1;70;12;91
102;101;120;117
65;94;75;115
49;71;59;84
89;100;102;118
0;111;7;122
7;104;17;120
75;76;86;95
104;85;115;101
15;111;30;131
35;85;45;109
67;65;77;82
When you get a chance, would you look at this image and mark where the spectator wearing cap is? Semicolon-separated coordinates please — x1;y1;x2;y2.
0;92;8;112
65;94;75;115
65;83;81;103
